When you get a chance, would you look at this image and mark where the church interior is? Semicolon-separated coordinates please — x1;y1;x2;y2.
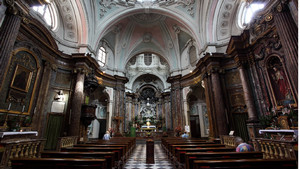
0;0;298;168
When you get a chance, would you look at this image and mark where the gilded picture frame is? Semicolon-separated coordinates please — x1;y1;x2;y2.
10;65;33;92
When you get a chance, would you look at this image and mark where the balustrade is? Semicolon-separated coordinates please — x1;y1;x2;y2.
253;138;297;160
0;139;45;169
57;136;78;150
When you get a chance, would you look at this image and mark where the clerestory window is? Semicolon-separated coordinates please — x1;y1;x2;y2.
98;47;106;67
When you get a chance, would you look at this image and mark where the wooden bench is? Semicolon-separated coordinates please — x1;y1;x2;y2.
61;146;123;167
11;158;107;169
192;159;297;169
41;151;115;169
171;144;226;158
185;151;263;169
175;147;236;165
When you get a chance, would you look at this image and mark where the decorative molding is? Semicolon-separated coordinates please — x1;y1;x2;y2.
56;0;78;42
216;0;237;41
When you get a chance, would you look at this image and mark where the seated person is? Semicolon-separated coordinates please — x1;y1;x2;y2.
181;132;189;138
235;137;253;152
103;131;111;140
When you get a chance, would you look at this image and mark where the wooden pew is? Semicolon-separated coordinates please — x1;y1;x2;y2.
185;151;263;169
61;147;123;167
88;138;135;155
75;144;128;161
11;158;107;169
175;147;236;166
192;159;297;169
41;151;115;169
171;144;226;158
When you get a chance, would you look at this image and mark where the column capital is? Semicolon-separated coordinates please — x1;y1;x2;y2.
73;67;88;75
234;55;248;68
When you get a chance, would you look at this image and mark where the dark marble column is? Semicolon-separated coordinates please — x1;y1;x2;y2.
69;68;85;136
211;68;228;136
0;7;22;90
203;74;216;138
238;66;257;121
31;61;52;137
273;2;298;97
171;86;183;131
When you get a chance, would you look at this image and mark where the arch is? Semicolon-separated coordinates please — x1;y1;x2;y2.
94;7;202;52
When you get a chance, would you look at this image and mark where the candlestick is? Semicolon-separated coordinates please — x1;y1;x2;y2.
7;103;11;111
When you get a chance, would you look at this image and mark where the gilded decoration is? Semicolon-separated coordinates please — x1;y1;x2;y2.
10;65;33;92
0;48;40;115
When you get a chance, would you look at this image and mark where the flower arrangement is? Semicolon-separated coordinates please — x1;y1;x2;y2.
175;126;182;137
175;126;182;133
259;108;278;129
259;105;298;129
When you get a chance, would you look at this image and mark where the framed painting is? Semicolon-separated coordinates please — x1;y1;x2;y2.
10;65;32;92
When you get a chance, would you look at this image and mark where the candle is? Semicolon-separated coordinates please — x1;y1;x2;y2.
22;105;25;112
8;103;11;110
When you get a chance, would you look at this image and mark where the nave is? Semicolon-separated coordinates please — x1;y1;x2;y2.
124;140;173;169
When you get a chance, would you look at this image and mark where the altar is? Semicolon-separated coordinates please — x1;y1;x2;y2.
141;125;156;131
259;129;298;141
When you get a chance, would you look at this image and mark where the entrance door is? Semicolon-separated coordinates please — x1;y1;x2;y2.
98;119;106;139
190;115;200;138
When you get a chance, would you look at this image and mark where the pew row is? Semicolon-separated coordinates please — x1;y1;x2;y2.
192;159;297;169
11;158;107;169
185;151;263;169
41;151;115;169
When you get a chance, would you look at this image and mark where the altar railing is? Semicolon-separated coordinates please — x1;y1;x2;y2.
57;136;78;151
253;138;297;160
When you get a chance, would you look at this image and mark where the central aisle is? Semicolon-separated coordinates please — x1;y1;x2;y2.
124;141;173;169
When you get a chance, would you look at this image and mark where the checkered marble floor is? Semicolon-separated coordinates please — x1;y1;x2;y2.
124;142;173;169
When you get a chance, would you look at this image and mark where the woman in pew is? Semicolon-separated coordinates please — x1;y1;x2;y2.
103;131;111;140
235;137;253;152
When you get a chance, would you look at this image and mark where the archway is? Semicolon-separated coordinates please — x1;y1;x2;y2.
187;86;209;138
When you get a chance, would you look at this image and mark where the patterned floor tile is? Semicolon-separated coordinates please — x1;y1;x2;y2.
124;142;173;169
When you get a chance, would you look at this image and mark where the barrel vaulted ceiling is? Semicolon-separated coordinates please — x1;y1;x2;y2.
46;0;243;76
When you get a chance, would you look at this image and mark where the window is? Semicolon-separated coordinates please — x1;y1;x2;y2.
98;47;106;67
189;46;197;66
144;53;152;66
32;3;57;30
238;2;265;28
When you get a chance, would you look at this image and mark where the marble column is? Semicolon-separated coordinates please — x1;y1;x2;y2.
171;87;183;129
203;74;216;138
104;87;114;129
113;82;125;135
211;68;228;136
31;61;52;137
0;8;22;90
238;65;257;121
273;2;298;97
69;68;85;136
182;87;191;126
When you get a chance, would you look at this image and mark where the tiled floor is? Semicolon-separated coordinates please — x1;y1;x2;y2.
124;142;173;169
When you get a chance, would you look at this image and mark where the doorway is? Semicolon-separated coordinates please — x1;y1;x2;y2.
190;115;200;138
98;119;107;139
